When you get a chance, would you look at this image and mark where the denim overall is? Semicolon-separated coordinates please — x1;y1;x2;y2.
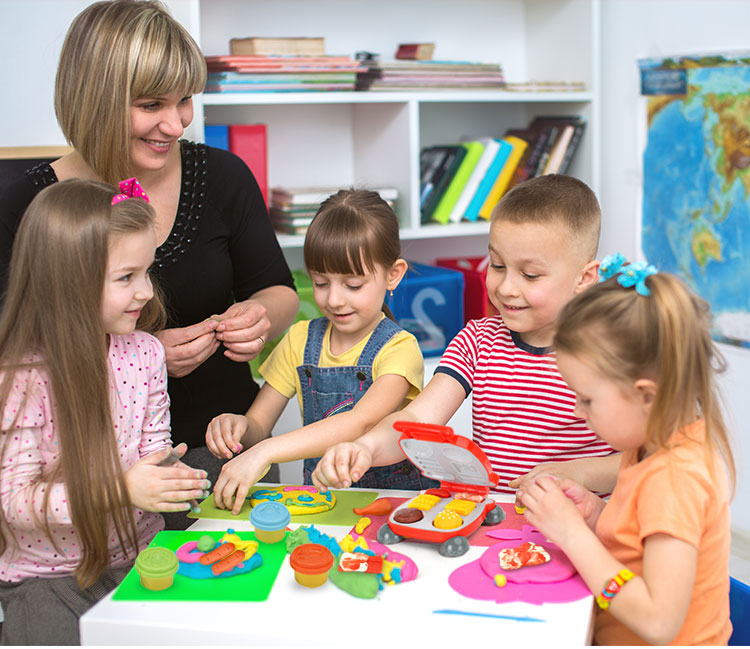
299;317;438;490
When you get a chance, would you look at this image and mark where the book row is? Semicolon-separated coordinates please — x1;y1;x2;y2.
421;115;585;224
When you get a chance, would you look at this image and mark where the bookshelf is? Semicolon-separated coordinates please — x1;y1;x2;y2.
170;0;600;266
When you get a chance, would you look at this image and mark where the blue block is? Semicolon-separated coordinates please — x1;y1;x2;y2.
385;262;464;357
204;125;229;150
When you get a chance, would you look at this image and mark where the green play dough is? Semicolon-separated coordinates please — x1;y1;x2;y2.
285;527;311;553
196;535;215;552
328;557;379;599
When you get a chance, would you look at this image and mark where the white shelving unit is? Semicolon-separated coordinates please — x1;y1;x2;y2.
171;0;600;266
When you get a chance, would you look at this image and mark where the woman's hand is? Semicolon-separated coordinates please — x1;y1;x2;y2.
212;446;272;515
311;442;373;491
155;320;220;378
206;413;249;459
124;446;210;512
213;300;270;363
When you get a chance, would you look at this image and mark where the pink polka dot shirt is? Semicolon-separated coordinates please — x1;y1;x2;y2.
0;332;171;581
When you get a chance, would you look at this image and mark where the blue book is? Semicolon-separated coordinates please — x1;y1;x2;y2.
464;139;513;221
204;124;229;150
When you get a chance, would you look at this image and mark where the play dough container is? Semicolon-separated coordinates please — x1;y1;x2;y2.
250;500;290;544
134;547;179;591
289;543;334;588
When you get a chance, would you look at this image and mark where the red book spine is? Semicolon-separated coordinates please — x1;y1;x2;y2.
228;124;268;207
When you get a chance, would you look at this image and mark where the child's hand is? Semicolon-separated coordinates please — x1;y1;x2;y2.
311;442;372;491
212;448;271;515
125;447;210;512
205;414;249;459
555;476;606;531
516;475;588;549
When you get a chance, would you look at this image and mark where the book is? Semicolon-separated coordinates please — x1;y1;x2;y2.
204;124;229;150
448;138;500;222
532;126;559;177
396;43;435;60
463;139;513;221
271;186;397;206
542;124;575;174
558;121;586;174
229;37;325;57
420;146;450;207
228;124;268;206
420;146;467;222
478;135;529;219
430;140;486;224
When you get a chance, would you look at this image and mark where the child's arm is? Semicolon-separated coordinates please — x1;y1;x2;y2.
205;382;290;460
509;452;622;494
312;372;467;490
520;476;696;645
213;372;419;514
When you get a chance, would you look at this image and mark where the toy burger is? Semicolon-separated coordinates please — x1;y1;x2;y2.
377;421;505;557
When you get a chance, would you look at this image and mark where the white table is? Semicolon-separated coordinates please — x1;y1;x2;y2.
80;490;594;646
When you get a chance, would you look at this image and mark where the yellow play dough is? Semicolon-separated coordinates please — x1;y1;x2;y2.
249;486;336;515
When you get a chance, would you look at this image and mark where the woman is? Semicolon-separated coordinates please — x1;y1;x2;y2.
0;0;299;519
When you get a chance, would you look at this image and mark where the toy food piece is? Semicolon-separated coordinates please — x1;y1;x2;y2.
409;493;441;511
199;542;236;565
354;517;371;534
497;541;550;570
250;501;291;543
289;543;335;588
445;499;476;516
135;547;179;591
433;510;463;530
353;497;393;516
393;508;424;524
212;549;246;576
338;552;384;574
197;535;216;552
250;485;336;515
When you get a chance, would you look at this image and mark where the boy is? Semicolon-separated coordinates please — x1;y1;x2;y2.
312;174;617;494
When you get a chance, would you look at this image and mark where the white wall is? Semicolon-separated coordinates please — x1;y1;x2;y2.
599;0;750;535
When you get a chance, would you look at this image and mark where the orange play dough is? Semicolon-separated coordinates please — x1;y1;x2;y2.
353;498;393;516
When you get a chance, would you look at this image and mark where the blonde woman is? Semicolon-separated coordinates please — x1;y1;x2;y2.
0;1;299;518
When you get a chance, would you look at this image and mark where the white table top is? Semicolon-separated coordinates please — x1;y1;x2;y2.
80;489;594;646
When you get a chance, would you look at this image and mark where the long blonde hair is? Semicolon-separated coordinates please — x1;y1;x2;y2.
555;271;735;491
55;0;206;184
0;179;165;588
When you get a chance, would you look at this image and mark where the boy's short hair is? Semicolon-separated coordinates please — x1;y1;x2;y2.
490;174;601;261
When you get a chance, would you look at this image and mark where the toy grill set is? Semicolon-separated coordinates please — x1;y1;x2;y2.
377;421;505;556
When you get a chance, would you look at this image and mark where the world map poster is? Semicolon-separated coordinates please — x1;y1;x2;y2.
640;52;750;348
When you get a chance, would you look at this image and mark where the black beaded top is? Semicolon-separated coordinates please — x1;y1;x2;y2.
23;140;208;269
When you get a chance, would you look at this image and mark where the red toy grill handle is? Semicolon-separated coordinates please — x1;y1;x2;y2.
392;421;456;442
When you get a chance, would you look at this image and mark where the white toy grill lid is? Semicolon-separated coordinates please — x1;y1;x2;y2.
395;421;499;488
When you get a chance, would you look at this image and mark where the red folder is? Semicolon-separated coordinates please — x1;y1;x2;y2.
228;124;268;207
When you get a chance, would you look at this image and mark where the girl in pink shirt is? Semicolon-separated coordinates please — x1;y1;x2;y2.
0;179;209;644
518;256;735;645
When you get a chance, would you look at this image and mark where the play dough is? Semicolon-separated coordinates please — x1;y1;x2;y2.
250;485;336;515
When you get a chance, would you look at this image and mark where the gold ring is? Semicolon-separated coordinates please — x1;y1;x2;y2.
258;336;265;345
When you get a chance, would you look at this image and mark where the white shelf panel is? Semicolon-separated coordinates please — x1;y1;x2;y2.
201;90;594;107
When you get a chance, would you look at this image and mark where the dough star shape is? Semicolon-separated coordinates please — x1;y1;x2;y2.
249;485;336;515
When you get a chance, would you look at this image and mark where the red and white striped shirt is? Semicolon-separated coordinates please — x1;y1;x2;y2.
436;316;614;494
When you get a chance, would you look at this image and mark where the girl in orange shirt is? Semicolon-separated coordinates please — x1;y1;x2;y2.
518;254;735;645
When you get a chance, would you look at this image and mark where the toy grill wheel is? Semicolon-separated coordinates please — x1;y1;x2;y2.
483;504;506;526
377;524;403;545
439;535;469;557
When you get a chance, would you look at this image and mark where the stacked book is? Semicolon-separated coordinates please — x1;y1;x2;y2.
356;60;505;91
270;186;399;235
421;115;585;224
205;55;366;93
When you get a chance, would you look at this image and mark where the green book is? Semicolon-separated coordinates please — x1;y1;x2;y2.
430;141;486;224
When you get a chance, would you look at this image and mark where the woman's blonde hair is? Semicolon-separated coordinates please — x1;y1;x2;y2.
303;189;403;320
55;0;206;184
555;271;735;491
0;179;165;588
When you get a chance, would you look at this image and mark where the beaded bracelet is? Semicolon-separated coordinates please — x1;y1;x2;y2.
596;568;635;610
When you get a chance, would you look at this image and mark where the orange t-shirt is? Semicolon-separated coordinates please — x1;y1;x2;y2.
594;420;731;645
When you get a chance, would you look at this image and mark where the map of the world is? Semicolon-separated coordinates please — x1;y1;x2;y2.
641;56;750;348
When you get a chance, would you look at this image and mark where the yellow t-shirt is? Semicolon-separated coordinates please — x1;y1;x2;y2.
259;316;423;420
594;419;732;646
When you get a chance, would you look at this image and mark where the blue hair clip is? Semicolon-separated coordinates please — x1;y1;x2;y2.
598;253;627;281
598;253;658;296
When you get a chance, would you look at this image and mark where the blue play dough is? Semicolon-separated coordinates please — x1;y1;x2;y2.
177;552;263;579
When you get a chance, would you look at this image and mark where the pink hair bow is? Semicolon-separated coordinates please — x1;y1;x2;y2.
111;177;150;205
